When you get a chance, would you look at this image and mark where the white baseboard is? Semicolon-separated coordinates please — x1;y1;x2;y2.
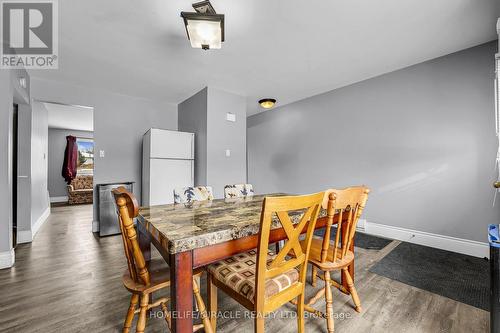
50;196;68;203
32;206;51;237
17;230;33;244
364;221;489;258
0;249;15;269
356;219;366;232
17;206;51;244
92;220;99;233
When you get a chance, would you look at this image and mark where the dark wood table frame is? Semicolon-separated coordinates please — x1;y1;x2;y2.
137;214;355;332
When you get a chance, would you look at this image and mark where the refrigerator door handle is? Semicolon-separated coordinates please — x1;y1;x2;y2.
191;134;195;159
191;162;194;185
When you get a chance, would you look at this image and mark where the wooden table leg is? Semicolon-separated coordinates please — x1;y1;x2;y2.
170;251;194;333
138;222;151;263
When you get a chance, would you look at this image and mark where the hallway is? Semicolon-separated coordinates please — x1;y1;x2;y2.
0;204;137;332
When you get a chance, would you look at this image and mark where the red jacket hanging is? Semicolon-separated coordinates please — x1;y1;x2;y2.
62;135;78;184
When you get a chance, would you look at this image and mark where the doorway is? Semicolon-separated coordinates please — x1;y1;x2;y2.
14;100;95;245
43;101;94;206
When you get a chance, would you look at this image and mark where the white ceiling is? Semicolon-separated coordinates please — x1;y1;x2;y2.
45;102;94;131
30;0;500;115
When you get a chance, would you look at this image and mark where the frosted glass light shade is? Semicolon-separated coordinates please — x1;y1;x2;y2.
181;12;224;50
186;19;222;49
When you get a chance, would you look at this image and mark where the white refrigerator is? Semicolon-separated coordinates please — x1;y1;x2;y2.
142;128;194;206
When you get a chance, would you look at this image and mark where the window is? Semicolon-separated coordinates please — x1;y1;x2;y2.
76;138;94;175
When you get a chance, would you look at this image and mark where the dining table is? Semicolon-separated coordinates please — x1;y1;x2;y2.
136;193;355;332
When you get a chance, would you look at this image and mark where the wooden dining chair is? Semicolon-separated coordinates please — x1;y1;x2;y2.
207;192;324;332
301;186;370;333
112;187;213;333
224;183;254;199
173;186;214;204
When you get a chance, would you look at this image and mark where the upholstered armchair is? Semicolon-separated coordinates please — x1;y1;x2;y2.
67;175;93;204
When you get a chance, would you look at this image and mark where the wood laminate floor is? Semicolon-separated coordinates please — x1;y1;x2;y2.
0;204;489;332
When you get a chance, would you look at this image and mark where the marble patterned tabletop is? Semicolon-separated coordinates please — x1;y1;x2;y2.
137;194;327;254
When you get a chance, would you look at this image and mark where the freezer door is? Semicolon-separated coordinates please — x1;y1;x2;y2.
98;183;134;237
149;129;194;159
149;159;194;205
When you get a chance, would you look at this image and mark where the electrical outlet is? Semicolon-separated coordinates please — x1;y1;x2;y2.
225;149;231;157
99;150;105;158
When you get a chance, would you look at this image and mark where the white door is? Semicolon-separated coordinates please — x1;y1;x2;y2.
149;159;194;205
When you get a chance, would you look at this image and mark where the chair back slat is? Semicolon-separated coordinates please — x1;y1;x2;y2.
345;205;358;254
335;209;343;260
117;209;137;282
112;187;151;286
342;208;352;257
320;196;333;262
318;186;369;265
253;192;324;309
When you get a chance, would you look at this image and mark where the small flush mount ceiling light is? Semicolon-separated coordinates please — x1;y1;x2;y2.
259;98;277;109
181;1;224;50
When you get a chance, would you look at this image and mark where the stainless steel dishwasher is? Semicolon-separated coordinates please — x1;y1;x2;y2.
97;182;134;236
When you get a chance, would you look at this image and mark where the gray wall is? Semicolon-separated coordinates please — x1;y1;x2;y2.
48;129;94;198
248;41;498;243
206;87;247;198
178;88;208;186
30;102;50;227
178;87;247;198
30;78;177;229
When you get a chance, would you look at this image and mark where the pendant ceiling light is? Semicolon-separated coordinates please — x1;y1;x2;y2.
181;1;225;50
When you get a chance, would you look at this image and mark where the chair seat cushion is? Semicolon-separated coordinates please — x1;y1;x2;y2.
207;249;299;302
300;238;354;269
